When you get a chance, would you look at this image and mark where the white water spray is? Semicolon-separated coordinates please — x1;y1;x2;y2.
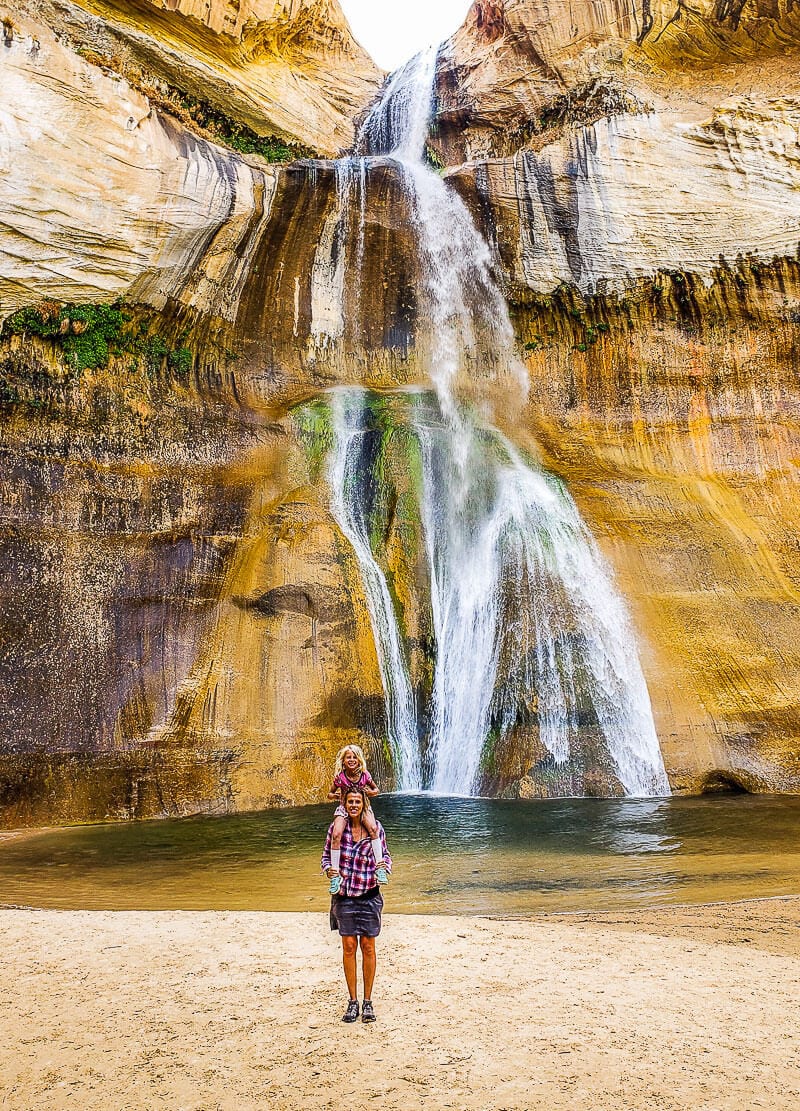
358;48;526;420
327;388;422;791
417;416;669;796
322;48;670;796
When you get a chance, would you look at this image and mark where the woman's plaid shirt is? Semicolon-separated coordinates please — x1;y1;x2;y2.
321;821;392;897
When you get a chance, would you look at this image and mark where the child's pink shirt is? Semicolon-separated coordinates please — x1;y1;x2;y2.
333;770;374;792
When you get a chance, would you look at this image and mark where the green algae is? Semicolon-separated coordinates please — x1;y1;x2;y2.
291;398;334;483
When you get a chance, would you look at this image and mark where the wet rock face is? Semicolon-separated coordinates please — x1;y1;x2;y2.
232;160;423;396
0;350;392;825
0;374;249;824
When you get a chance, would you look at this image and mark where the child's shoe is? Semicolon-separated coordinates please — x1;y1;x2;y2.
329;872;342;895
375;864;389;886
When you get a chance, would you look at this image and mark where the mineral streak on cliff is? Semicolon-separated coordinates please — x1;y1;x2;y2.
2;0;800;824
445;100;800;292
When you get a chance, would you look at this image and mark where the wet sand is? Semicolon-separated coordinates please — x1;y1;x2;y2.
1;898;799;1110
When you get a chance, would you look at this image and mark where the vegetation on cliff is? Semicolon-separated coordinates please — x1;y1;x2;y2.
1;301;194;378
128;78;319;163
0;301;205;428
74;45;319;163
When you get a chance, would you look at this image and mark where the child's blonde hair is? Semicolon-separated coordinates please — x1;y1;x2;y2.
333;744;367;776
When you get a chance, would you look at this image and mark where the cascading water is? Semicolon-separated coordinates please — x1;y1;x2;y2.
357;46;438;162
417;416;669;797
321;47;670;797
327;389;422;791
357;48;526;418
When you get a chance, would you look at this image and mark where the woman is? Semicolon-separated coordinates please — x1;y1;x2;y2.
321;786;392;1023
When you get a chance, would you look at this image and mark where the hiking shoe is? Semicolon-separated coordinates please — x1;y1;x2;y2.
342;999;359;1023
375;865;389;885
361;1000;376;1023
328;873;341;895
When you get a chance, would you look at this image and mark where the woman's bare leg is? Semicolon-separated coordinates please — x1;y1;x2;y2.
360;936;376;1000
342;936;358;999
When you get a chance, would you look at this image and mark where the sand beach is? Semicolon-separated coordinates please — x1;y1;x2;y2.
1;898;799;1110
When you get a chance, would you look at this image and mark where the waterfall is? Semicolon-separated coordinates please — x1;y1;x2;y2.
357;46;438;161
357;48;527;420
327;389;423;791
318;47;670;797
417;416;508;795
417;415;669;797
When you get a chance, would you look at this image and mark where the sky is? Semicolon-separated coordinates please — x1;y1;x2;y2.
339;0;473;71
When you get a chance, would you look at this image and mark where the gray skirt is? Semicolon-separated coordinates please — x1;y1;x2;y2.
330;887;384;938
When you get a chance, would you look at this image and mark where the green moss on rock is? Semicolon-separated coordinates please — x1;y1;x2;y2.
1;300;196;380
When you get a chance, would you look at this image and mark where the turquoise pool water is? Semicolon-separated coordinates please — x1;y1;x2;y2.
2;795;800;914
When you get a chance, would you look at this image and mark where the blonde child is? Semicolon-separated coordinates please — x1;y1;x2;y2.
326;744;388;894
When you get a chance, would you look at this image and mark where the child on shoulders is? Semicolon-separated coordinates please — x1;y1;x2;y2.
326;744;388;894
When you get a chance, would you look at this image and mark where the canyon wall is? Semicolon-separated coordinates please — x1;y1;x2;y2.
0;4;391;824
4;0;381;156
434;0;800;795
1;0;800;823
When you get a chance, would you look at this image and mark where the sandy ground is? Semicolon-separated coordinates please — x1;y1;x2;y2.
1;899;800;1110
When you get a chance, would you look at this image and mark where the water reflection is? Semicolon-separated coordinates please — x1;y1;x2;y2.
1;795;800;914
603;799;683;855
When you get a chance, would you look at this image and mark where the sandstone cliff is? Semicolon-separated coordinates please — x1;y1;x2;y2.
428;0;800;796
434;0;800;162
3;0;382;157
0;12;279;318
0;2;392;824
2;0;800;823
